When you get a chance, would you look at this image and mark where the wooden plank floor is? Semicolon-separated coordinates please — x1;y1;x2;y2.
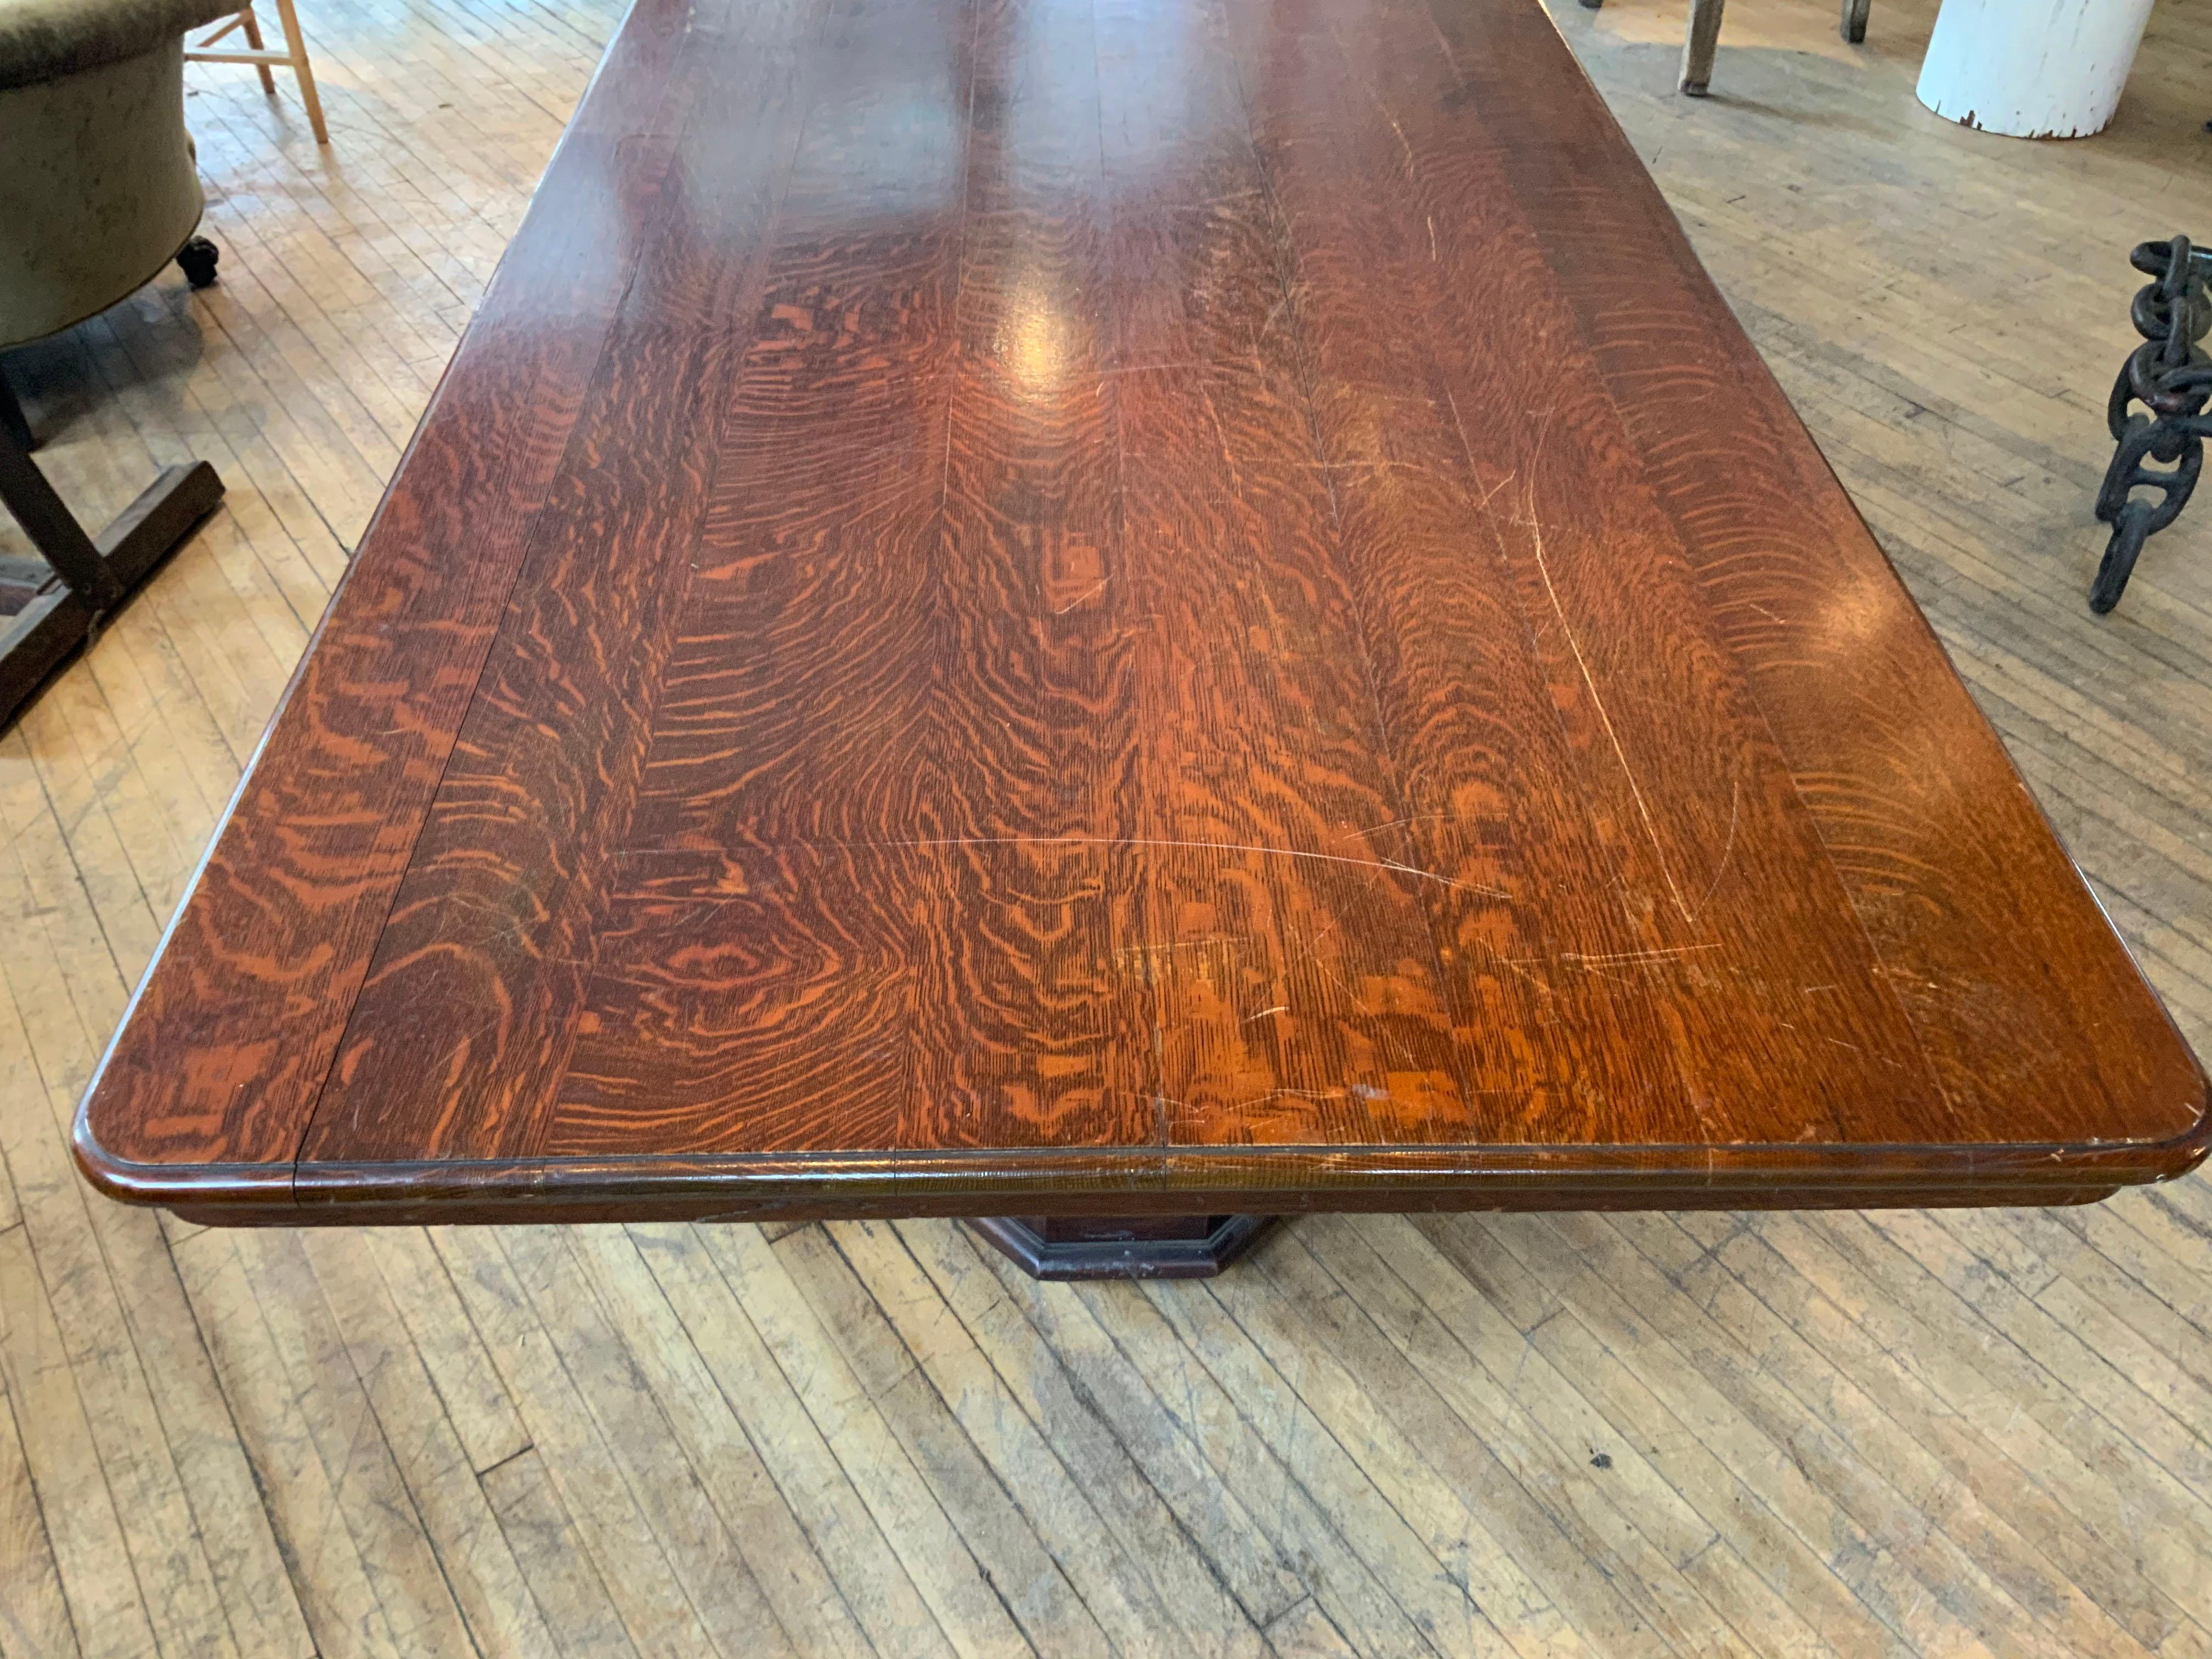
4;0;2210;1652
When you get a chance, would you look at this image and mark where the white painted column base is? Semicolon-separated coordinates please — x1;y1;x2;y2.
1916;0;2155;139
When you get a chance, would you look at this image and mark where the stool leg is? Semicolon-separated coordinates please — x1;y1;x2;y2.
239;4;279;94
270;0;329;144
1681;0;1724;95
1839;0;1870;42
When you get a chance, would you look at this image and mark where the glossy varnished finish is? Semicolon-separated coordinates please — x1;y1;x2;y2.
75;0;2210;1220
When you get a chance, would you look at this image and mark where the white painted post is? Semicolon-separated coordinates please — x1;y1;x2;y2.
1916;0;2157;139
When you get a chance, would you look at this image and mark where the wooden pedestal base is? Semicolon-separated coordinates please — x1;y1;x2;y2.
1;437;223;727
967;1214;1276;1281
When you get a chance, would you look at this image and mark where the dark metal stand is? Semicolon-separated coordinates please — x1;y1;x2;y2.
0;426;222;726
967;1213;1276;1280
2091;235;2212;613
0;365;30;452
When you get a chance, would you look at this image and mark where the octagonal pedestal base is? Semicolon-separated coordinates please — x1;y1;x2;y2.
967;1214;1276;1281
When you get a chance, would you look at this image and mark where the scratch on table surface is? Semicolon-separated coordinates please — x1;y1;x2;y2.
1286;930;1422;1072
1560;945;1720;968
1423;5;1464;78
1475;943;1555;997
1372;853;1499;899
1230;1087;1349;1111
1053;579;1107;614
1441;391;1503;512
1119;936;1240;961
1692;779;1740;920
1387;115;1414;166
1519;413;1694;926
1341;811;1460;839
875;835;1508;898
1244;1005;1289;1022
1287;929;1418;1069
1334;21;1416;174
1289;928;1368;1013
1195;373;1246;496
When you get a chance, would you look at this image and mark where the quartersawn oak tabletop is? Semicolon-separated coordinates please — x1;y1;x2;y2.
76;0;2210;1226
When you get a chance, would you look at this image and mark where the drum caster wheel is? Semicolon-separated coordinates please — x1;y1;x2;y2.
177;236;220;290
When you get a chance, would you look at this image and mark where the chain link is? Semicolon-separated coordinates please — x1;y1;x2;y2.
2090;235;2212;613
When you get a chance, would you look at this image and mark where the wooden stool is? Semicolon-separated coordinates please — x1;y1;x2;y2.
184;0;327;143
1579;0;1872;97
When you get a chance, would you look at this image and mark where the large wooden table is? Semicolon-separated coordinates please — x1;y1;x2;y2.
75;0;2210;1277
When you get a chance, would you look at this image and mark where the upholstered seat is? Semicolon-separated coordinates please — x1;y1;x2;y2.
1;0;232;351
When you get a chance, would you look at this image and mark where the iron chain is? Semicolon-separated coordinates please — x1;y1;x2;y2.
2090;235;2212;612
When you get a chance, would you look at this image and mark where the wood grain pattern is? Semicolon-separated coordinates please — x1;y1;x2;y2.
18;0;2212;1649
71;0;701;1172
73;0;2210;1219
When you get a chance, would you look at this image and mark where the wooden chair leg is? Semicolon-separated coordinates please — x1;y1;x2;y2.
269;0;329;144
1840;0;1870;42
239;4;278;93
1680;0;1724;95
